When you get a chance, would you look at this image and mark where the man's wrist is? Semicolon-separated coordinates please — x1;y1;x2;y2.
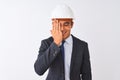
54;41;61;46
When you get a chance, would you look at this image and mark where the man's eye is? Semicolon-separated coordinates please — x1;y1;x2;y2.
64;22;70;26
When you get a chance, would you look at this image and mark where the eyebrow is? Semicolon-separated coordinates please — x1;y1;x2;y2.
64;22;70;24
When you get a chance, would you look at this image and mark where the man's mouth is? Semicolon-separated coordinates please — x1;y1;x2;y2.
62;32;66;35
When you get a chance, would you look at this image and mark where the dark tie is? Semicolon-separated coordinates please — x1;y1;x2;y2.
60;41;65;62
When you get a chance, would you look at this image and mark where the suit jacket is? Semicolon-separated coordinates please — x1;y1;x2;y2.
34;35;92;80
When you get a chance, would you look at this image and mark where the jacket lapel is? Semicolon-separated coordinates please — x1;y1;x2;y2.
70;35;77;76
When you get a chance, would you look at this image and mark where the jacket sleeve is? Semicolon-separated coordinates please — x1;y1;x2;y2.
34;40;60;75
81;43;92;80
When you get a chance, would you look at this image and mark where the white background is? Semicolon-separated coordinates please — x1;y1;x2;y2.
0;0;120;80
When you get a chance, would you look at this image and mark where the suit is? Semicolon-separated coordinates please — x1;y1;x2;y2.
34;35;92;80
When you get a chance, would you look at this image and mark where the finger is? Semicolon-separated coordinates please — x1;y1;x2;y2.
57;20;59;29
52;21;55;30
52;21;54;30
58;22;61;32
57;20;60;32
53;20;56;30
55;20;58;30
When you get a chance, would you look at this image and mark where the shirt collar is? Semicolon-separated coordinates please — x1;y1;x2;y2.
64;34;72;45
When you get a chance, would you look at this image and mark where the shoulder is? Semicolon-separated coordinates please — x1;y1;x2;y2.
42;36;53;42
38;37;54;49
71;35;88;46
41;36;53;44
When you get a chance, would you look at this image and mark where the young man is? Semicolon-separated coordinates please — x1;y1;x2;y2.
34;4;92;80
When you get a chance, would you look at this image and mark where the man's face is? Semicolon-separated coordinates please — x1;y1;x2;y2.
52;18;73;40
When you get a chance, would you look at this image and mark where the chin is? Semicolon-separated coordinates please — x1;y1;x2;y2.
62;36;68;40
62;36;66;40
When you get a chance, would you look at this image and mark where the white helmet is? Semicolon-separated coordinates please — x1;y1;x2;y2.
51;4;74;19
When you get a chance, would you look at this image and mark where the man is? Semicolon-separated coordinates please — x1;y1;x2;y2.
34;4;92;80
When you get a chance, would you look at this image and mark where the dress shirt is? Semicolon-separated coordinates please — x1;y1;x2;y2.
64;35;73;80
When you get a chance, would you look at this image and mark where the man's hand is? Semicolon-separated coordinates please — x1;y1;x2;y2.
50;20;62;46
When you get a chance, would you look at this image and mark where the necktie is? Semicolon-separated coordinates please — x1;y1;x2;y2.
60;41;65;62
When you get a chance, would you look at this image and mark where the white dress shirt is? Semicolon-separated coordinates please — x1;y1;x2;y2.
64;35;73;80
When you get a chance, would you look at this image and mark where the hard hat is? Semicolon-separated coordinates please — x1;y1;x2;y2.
51;4;74;19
